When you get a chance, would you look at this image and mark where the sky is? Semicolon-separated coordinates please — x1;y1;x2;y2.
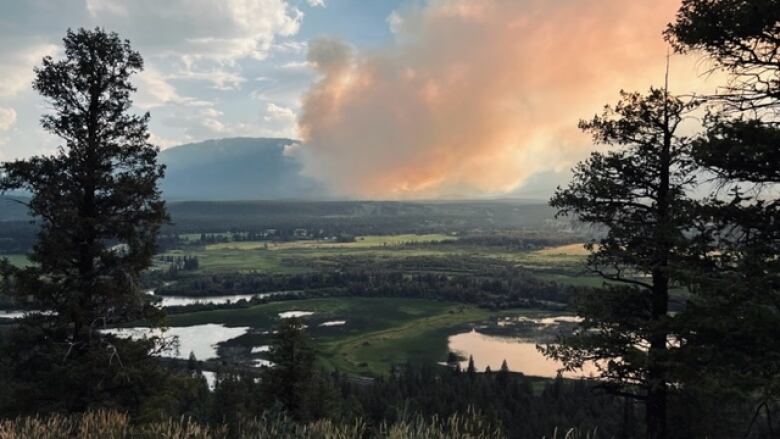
0;0;721;199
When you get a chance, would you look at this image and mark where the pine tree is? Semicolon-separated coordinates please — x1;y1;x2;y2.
0;28;168;414
262;317;316;418
667;0;780;423
545;88;701;439
466;355;477;376
497;360;510;386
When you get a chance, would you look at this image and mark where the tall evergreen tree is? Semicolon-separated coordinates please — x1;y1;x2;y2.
262;317;316;418
544;88;701;439
0;28;167;413
667;0;780;430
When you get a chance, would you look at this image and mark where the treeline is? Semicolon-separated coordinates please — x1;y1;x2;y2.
199;366;620;438
158;255;200;276
163;200;558;237
416;234;578;250
155;268;573;310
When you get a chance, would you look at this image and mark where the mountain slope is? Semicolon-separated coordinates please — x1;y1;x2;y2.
158;137;324;200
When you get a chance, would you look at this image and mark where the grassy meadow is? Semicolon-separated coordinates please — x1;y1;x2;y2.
158;234;593;282
161;297;490;376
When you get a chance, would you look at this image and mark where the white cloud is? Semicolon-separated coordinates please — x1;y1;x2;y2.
169;66;248;91
0;107;17;132
85;0;128;15
0;0;315;159
166;101;298;140
148;132;181;150
386;11;403;34
307;0;326;7
278;60;314;70
264;103;296;123
135;68;210;109
87;0;302;63
272;40;308;54
0;44;58;97
85;0;303;90
263;103;298;138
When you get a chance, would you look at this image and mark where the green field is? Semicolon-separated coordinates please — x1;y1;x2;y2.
163;297;491;376
206;233;456;251
160;234;591;283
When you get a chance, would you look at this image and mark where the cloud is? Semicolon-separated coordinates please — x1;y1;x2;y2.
264;103;297;123
307;0;326;7
168;66;247;91
148;132;181;150
0;107;16;160
135;67;211;109
272;40;308;54
0;107;17;132
297;0;717;199
0;44;58;97
86;0;303;88
278;60;314;70
86;0;302;61
386;11;403;34
263;103;299;138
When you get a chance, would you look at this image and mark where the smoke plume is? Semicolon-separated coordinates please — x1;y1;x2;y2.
296;0;713;198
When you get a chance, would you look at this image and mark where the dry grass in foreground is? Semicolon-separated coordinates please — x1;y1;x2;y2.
0;409;601;439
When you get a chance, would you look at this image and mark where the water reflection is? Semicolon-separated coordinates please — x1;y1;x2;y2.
0;310;54;319
448;329;598;378
151;291;290;307
104;324;249;360
0;310;26;319
278;311;313;318
202;371;216;390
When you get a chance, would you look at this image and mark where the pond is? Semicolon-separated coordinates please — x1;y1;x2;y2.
148;290;293;307
278;311;314;318
448;315;598;379
104;324;250;361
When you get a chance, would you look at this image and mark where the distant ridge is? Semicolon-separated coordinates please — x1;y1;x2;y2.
158;137;325;201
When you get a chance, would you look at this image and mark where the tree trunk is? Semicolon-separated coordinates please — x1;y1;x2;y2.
646;86;673;439
74;73;101;346
646;272;668;439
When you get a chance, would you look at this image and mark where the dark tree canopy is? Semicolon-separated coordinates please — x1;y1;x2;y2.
546;88;701;439
667;0;780;110
0;28;167;413
262;317;317;418
667;2;780;429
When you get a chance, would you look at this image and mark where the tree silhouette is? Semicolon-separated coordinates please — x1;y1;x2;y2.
0;28;167;413
545;88;701;439
668;1;780;432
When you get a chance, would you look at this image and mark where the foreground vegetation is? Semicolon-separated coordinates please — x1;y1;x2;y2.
0;409;559;439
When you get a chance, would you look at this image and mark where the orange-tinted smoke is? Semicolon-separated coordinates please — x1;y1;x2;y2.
296;0;715;198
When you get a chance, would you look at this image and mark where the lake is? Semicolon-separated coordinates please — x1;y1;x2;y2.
104;324;249;360
448;315;598;378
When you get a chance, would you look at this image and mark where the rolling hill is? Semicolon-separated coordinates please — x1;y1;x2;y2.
158;137;324;201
